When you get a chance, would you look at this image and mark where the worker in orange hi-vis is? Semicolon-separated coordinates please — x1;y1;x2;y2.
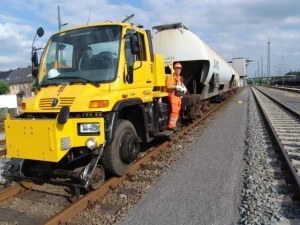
166;62;187;131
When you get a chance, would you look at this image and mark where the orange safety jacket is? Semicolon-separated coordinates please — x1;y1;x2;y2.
166;73;184;94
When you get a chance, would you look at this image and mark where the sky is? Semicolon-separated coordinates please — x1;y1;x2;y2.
0;0;299;78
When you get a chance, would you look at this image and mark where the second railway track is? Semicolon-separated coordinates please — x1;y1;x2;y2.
252;87;300;194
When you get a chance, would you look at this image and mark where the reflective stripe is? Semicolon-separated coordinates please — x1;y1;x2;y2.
168;116;178;128
169;117;177;122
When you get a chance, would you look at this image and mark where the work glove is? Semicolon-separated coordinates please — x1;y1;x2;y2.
176;85;182;90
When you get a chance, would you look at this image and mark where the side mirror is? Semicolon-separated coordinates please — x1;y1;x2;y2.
126;70;133;84
130;34;139;55
32;51;39;67
57;106;70;125
37;27;44;37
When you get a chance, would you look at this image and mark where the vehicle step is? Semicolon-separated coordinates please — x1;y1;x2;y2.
154;130;174;137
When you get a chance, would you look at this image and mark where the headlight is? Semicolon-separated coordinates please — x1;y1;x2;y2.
86;138;97;150
78;123;100;134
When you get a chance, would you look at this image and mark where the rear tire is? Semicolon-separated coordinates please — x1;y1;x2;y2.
101;119;140;177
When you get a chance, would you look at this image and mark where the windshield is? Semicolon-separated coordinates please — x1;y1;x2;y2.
40;25;121;86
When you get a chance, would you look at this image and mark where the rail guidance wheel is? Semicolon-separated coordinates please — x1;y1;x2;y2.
101;119;140;177
87;165;105;191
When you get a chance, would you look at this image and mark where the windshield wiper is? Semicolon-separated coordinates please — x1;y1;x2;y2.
69;77;100;87
40;83;60;87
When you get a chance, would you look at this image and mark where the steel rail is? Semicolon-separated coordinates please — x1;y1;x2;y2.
0;182;36;202
270;86;300;94
251;87;300;198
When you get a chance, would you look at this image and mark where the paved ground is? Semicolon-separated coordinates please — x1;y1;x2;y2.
119;88;249;225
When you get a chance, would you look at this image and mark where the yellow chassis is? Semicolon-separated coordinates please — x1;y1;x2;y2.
4;114;105;162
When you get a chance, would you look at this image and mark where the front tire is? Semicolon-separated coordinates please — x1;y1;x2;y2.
101;119;140;177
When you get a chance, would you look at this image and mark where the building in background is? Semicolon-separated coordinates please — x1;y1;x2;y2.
3;67;34;108
228;57;253;87
0;70;12;82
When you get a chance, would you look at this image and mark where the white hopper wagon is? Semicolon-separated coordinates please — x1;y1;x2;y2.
152;23;239;101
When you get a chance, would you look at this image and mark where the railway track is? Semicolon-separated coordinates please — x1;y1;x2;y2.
238;88;300;224
252;87;300;198
0;89;241;225
269;85;300;94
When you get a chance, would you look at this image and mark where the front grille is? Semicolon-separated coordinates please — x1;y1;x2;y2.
39;97;75;110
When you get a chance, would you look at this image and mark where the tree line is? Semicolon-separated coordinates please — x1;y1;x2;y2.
0;81;9;95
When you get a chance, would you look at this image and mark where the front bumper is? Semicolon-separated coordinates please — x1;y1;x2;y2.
4;116;105;162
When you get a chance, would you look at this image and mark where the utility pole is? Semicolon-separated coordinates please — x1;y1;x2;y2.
281;56;283;76
58;6;61;31
261;57;263;77
58;6;68;31
257;61;260;78
57;6;68;67
267;38;271;85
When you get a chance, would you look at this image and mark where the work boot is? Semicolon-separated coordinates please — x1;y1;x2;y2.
168;127;178;132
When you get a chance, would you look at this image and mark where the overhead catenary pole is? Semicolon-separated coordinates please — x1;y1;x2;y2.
281;56;283;76
57;6;68;67
58;6;68;31
267;38;271;84
258;61;260;78
58;6;61;31
261;56;263;77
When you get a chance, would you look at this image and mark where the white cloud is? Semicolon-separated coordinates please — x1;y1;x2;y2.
0;0;300;75
282;16;300;25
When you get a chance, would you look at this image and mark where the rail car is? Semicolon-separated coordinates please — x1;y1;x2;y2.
150;23;240;120
271;76;300;87
1;16;240;191
152;23;239;102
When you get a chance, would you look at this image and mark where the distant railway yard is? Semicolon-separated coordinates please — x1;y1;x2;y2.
0;86;300;225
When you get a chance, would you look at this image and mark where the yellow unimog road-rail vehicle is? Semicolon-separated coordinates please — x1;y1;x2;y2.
3;15;176;191
2;15;239;191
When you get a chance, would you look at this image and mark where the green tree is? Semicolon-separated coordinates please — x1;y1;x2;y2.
0;80;10;95
30;79;37;92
